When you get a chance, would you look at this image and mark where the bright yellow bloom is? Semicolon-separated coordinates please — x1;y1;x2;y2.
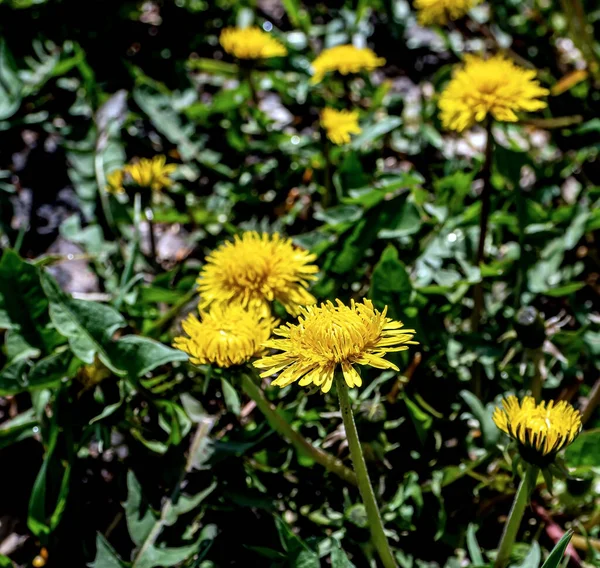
124;155;176;192
439;55;549;132
415;0;481;26
173;303;276;368
321;108;362;145
254;299;417;394
493;396;581;465
198;232;318;317
220;26;287;60
106;169;125;194
311;45;385;84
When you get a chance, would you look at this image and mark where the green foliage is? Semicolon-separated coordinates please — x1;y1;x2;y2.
0;0;599;567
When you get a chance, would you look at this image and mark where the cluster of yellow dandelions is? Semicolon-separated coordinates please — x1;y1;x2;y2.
219;26;387;147
172;231;418;394
106;155;176;195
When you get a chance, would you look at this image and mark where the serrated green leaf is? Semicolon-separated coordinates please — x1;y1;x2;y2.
125;471;157;547
330;541;356;568
41;271;126;373
90;534;127;568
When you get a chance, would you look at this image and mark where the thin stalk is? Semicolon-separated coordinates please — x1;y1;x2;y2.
322;136;334;208
240;373;357;486
146;285;197;338
530;349;544;402
494;465;538;568
243;66;259;108
581;378;600;425
145;206;157;264
514;185;527;307
470;120;494;398
336;377;397;568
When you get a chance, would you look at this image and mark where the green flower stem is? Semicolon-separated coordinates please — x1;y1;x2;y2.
530;349;544;402
240;373;357;487
470;119;494;398
145;206;157;263
336;377;397;568
494;465;538;568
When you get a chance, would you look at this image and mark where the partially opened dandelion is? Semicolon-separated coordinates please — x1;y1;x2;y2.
321;108;362;146
492;396;581;568
493;395;581;467
220;26;287;60
415;0;482;26
125;155;177;193
439;55;549;133
198;231;318;317
255;298;416;568
311;45;385;84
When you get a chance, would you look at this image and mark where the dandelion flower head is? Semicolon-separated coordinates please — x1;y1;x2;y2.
220;26;287;60
493;395;581;465
439;55;549;132
311;45;385;84
254;299;417;393
321;108;362;145
106;169;125;195
198;232;318;316
124;155;177;192
415;0;482;26
173;303;276;368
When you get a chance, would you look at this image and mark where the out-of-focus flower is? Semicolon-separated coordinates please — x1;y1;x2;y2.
125;155;176;192
415;0;481;26
173;303;276;368
106;169;125;194
197;232;318;317
493;395;581;466
439;55;549;132
220;26;287;60
321;108;362;145
254;299;417;393
311;45;385;84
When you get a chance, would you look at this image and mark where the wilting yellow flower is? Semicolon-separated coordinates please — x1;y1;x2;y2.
415;0;481;26
220;26;287;60
106;169;125;194
439;55;549;132
311;45;385;84
493;396;582;465
198;232;318;316
124;155;176;192
174;303;276;368
254;299;417;394
321;108;362;145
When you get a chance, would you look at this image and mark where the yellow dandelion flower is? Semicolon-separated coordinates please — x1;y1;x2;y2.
493;395;582;465
220;26;287;60
254;299;417;394
124;155;176;192
106;169;125;194
439;55;549;132
415;0;481;26
173;303;276;368
311;45;385;85
198;232;318;317
321;108;362;145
